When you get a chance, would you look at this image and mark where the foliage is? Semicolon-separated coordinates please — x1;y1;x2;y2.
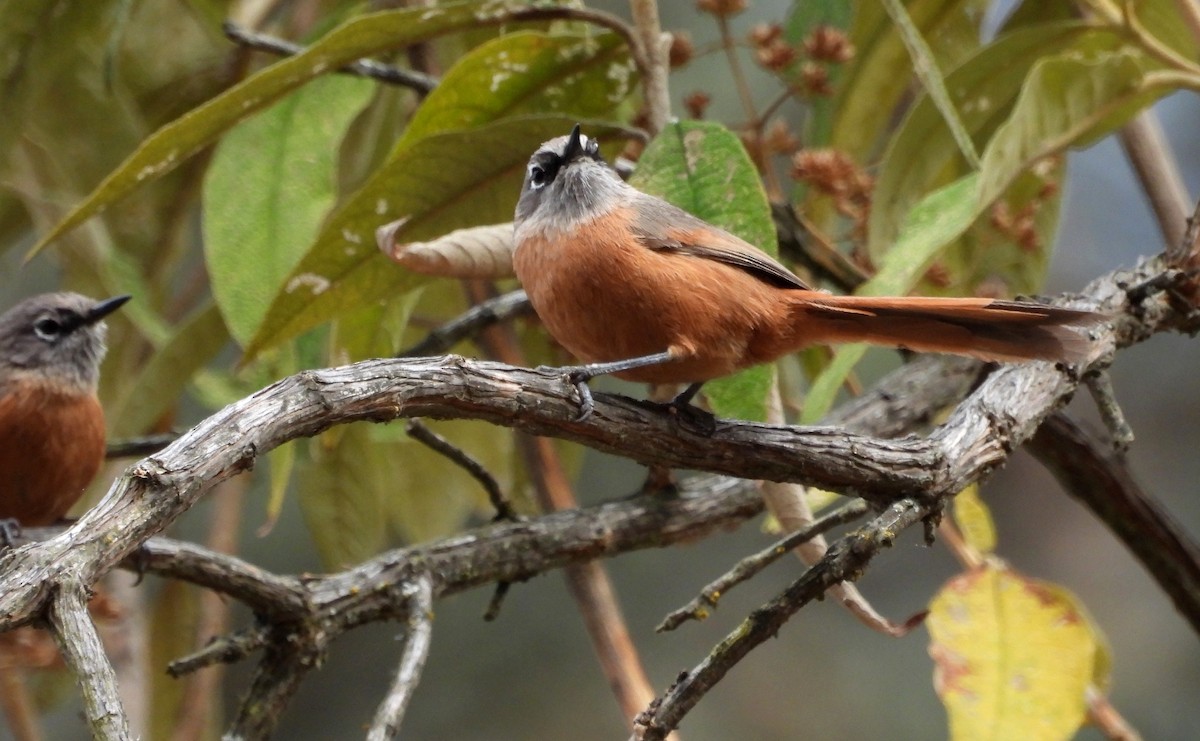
2;0;1197;737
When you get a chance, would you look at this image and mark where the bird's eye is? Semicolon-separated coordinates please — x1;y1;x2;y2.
33;317;62;341
528;165;547;189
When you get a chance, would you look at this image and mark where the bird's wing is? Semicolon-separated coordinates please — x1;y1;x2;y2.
630;200;811;290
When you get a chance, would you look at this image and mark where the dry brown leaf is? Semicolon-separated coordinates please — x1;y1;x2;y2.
377;221;516;279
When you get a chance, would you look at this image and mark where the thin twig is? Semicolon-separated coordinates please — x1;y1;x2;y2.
1086;685;1144;741
634;499;928;741
1084;371;1135;450
1176;196;1200;266
399;290;533;358
759;384;918;638
657;499;870;631
222;21;437;92
48;586;131;740
366;574;434;741
106;433;177;459
481;581;511;622
405;419;519;522
1030;413;1200;637
166;627;268;679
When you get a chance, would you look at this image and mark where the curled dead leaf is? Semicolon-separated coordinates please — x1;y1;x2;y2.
377;221;516;279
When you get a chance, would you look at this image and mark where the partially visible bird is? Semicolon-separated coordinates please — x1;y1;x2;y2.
0;292;128;527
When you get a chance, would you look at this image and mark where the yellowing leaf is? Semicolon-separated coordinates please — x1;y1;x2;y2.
927;567;1101;741
953;483;996;555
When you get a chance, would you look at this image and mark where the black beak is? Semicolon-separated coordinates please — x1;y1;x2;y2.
562;124;584;162
85;295;131;325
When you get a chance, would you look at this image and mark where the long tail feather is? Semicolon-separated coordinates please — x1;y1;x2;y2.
792;295;1103;363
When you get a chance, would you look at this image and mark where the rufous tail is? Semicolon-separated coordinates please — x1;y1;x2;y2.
790;295;1103;363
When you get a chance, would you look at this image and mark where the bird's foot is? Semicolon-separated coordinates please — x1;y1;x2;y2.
664;386;717;435
536;364;599;421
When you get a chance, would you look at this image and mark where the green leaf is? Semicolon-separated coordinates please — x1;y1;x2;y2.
26;0;550;258
385;420;510;543
979;47;1168;207
108;302;230;437
630;120;777;422
244;116;627;358
827;0;987;164
928;567;1101;741
400;30;634;143
298;424;390;569
880;0;979;167
239;28;636;356
869;22;1110;258
802;174;979;423
204;74;374;346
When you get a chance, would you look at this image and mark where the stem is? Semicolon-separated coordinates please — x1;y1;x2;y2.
630;0;672;133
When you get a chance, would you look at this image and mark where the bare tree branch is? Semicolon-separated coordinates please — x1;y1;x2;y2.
1031;413;1200;635
0;253;1193;735
227;623;325;738
48;587;131;741
630;0;673;133
657;499;871;631
634;498;930;741
367;574;434;741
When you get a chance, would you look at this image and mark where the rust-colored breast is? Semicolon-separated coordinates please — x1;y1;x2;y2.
513;206;791;384
0;378;106;525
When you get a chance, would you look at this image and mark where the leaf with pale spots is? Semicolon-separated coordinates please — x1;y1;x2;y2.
243;31;634;356
244;117;628;359
205;74;374;346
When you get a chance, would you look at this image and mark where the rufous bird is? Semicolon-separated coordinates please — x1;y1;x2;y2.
512;126;1100;419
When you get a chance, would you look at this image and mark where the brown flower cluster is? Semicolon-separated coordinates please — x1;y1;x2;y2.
669;32;694;68
749;23;797;72
791;148;874;234
683;91;712;119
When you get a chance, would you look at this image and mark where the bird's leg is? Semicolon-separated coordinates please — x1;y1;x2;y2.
671;382;704;408
0;518;21;549
539;350;676;421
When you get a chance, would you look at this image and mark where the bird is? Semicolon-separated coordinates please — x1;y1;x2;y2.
0;292;129;529
512;125;1102;419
